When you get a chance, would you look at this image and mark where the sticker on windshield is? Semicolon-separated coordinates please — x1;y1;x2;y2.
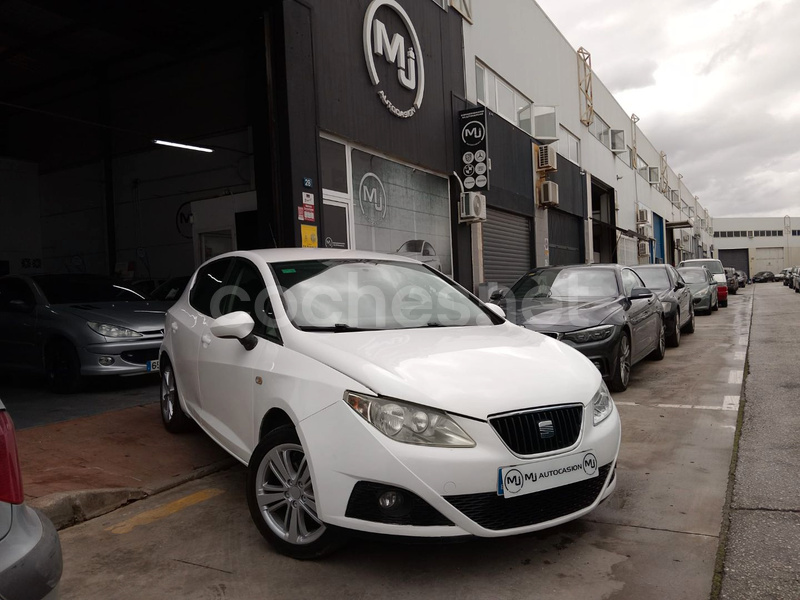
281;268;296;274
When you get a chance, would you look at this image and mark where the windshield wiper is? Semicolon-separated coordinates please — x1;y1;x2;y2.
297;323;376;333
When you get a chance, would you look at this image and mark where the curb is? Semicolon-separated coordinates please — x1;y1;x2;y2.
29;458;238;530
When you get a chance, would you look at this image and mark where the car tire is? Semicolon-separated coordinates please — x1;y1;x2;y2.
45;339;82;394
649;317;666;361
730;286;737;295
247;425;346;560
666;311;681;348
682;307;696;333
160;360;194;433
712;297;719;311
720;299;728;307
607;332;631;393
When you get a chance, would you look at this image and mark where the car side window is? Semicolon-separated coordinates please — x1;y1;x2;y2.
189;258;233;316
223;259;281;344
669;266;684;285
621;270;640;297
0;278;35;311
423;243;434;257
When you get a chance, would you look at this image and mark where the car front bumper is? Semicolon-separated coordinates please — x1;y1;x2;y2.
0;505;62;600
299;398;621;538
692;293;712;312
79;337;163;376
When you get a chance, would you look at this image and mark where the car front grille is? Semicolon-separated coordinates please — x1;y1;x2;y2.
445;464;611;531
345;481;453;527
120;348;160;365
490;404;584;456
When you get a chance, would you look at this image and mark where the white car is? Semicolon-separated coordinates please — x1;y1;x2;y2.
159;249;621;559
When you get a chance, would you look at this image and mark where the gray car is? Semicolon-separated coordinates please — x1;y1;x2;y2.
0;399;63;599
0;274;170;392
677;267;719;314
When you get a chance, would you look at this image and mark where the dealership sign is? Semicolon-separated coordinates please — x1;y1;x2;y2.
363;0;425;118
358;172;388;224
459;107;489;190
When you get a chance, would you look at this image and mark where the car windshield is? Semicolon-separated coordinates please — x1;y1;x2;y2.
509;268;619;300
678;268;708;284
33;275;147;304
633;268;670;290
151;276;190;301
682;260;724;275
397;240;423;253
271;259;497;331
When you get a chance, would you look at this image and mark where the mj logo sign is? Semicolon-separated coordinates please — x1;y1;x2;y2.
358;172;388;224
363;0;425;119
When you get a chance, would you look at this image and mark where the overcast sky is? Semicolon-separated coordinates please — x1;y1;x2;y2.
535;0;800;219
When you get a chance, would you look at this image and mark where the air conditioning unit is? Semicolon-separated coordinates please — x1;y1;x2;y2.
610;129;625;153
537;144;557;171
682;232;690;243
638;241;650;256
636;208;650;224
708;226;714;235
539;181;559;207
675;238;683;250
641;166;659;185
459;192;487;222
637;224;651;239
670;190;680;206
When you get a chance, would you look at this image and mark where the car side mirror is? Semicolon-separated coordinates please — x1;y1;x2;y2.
674;280;685;290
629;287;653;300
484;303;506;320
210;311;258;350
489;289;505;301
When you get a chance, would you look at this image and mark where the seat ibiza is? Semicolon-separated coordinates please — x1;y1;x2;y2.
159;249;621;558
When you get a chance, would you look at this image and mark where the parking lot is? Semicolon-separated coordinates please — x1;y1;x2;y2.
51;289;753;600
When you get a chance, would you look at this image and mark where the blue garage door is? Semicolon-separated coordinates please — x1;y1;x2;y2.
652;213;665;264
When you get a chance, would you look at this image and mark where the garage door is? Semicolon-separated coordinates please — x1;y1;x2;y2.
483;208;532;288
752;247;784;275
548;209;583;266
718;248;750;277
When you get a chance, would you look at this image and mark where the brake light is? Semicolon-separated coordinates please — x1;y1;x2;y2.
0;411;24;504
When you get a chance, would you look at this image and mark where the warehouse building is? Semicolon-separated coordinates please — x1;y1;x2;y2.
713;217;800;277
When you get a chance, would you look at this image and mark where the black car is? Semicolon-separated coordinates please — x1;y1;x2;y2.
752;271;774;283
735;270;747;288
632;264;695;347
723;267;739;295
496;264;665;393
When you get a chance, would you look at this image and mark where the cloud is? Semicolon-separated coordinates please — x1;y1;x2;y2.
534;0;800;217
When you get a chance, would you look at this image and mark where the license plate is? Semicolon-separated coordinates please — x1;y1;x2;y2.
146;360;160;373
498;451;599;498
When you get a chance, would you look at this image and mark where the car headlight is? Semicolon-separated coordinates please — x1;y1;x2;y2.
562;324;616;344
592;381;614;426
87;322;143;338
696;288;709;297
344;392;475;447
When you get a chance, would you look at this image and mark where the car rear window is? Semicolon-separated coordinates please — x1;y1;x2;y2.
633;268;670;290
681;260;723;275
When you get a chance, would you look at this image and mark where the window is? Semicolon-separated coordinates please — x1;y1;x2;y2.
558;127;580;165
496;80;516;123
475;61;545;138
590;115;610;147
224;259;280;342
320;138;348;194
189;258;233;316
621;269;644;297
714;232;720;238
0;278;35;311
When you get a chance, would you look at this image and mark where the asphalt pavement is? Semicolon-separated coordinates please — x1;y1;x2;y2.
719;282;800;598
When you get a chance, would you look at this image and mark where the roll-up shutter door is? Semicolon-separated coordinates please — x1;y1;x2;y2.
483;208;532;288
548;209;583;266
718;248;750;277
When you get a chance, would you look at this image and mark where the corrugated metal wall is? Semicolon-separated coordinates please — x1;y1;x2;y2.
483;208;531;287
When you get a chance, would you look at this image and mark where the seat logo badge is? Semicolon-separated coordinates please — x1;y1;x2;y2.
363;0;425;118
538;420;555;439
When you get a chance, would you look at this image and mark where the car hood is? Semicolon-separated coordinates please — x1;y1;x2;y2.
686;282;711;294
53;301;171;333
500;297;622;333
288;323;600;419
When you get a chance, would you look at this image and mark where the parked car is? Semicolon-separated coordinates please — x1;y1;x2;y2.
0;274;170;392
160;249;621;558
779;268;792;285
150;276;191;303
496;264;665;393
0;399;63;599
787;267;799;289
735;270;747;288
632;264;695;347
752;271;774;283
678;259;728;307
723;268;738;295
677;267;719;314
394;240;441;271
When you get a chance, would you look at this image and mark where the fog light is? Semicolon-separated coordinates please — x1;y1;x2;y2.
378;490;401;509
98;356;115;366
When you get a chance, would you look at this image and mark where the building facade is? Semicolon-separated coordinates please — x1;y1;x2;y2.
713;217;799;276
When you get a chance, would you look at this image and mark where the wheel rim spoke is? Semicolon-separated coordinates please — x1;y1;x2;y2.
258;490;287;510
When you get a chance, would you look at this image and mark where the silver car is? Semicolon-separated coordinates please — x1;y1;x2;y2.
0;274;170;392
394;240;442;271
677;267;719;314
0;399;63;599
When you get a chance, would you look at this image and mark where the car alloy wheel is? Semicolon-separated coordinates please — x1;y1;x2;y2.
160;361;193;433
667;311;681;348
682;307;696;333
650;318;666;360
45;339;81;394
608;333;631;393
247;426;344;559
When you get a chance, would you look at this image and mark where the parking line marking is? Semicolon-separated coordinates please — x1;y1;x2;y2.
738;336;748;346
723;396;740;411
656;404;694;409
734;352;747;361
107;489;224;535
728;370;743;385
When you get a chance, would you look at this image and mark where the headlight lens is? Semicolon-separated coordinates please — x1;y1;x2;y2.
592;381;614;426
345;392;475;447
87;322;143;338
696;287;709;297
562;324;616;344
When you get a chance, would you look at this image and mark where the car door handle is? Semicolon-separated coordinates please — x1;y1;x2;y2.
171;322;179;332
201;333;212;347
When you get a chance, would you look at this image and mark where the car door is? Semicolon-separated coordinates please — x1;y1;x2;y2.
621;268;658;362
196;257;281;462
669;266;691;325
170;258;234;416
0;278;39;369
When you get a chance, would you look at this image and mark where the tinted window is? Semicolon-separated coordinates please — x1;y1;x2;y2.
633;267;670;290
621;270;643;297
223;259;280;342
678;268;708;284
189;259;233;316
32;275;145;304
0;278;35;310
510;268;619;299
151;276;190;302
680;260;723;275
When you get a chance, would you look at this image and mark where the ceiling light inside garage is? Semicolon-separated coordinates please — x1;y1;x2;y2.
153;139;214;153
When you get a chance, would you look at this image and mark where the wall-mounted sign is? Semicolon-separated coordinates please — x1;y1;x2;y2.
363;0;425;119
302;177;314;188
301;224;318;248
459;107;489;191
297;204;316;222
358;172;388;224
302;192;314;205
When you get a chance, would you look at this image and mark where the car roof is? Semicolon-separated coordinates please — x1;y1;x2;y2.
631;264;668;270
220;248;420;265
